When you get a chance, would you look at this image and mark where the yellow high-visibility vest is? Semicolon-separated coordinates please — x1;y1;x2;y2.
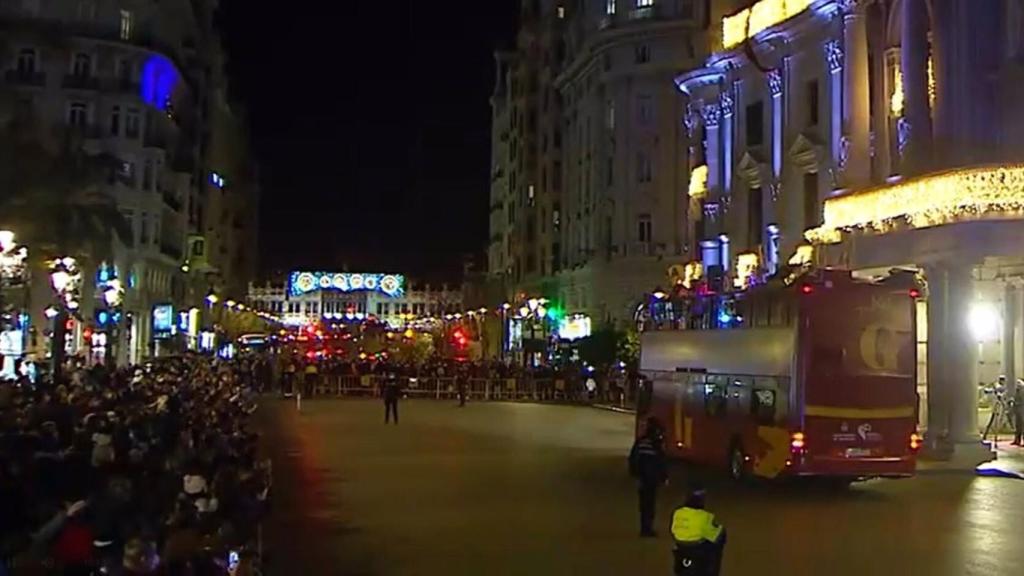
671;507;723;544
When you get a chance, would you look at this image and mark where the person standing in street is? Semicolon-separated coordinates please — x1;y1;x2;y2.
670;483;726;575
456;368;468;407
384;373;401;425
303;361;319;397
629;417;668;537
1012;379;1024;445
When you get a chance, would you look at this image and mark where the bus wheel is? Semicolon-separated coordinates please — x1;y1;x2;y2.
728;443;747;482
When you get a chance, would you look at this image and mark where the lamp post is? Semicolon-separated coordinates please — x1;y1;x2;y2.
48;257;81;382
0;231;28;377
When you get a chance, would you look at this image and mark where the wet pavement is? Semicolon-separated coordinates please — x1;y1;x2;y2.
257;398;1024;576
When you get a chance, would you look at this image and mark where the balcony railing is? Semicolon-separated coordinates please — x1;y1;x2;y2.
4;69;45;86
62;74;100;90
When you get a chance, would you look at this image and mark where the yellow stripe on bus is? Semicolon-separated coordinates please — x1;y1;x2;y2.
805;405;915;419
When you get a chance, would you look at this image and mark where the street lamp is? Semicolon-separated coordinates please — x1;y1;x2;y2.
206;292;219;305
48;256;81;380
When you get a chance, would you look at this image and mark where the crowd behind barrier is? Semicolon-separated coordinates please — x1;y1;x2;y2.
281;357;640;409
0;354;272;576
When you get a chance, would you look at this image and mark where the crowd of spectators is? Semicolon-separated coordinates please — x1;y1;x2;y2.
0;356;271;576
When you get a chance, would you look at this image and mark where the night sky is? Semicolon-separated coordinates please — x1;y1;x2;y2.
219;1;519;281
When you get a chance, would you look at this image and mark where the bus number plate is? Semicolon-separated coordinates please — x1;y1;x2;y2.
845;448;872;458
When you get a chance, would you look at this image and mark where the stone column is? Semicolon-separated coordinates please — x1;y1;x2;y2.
900;0;933;175
1004;283;1017;391
842;2;871;187
945;265;979;442
925;265;949;445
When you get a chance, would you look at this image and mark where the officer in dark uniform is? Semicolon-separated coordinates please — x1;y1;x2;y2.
383;373;401;425
629;417;668;537
670;484;726;575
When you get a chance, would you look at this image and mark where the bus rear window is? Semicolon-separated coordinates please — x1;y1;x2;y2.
704;381;727;417
751;389;776;425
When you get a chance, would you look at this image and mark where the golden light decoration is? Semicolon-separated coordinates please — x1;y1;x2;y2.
734;252;760;290
788;244;815;267
722;0;813;49
927;57;936;109
891;67;904;116
805;164;1024;244
688;164;708;198
683;261;703;289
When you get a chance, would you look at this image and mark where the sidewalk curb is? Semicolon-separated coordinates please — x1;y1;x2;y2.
591;404;636;415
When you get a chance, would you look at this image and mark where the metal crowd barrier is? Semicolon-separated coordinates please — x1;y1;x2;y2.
302;374;638;408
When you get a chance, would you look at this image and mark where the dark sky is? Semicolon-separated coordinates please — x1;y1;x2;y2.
218;1;519;281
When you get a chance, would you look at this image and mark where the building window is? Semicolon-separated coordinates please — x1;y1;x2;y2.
16;48;37;76
553;161;562;191
120;10;133;40
606;99;616;130
557;5;565;18
77;1;96;20
143;160;154;191
637;0;654;7
746;101;764;146
635;44;650;64
126;108;140;139
109;105;121;136
140;212;149;245
803;172;819;230
748;186;764;248
638;214;653;243
678;0;695;18
71;53;91;77
637;95;653;125
807;80;819;127
606;0;616;14
67;102;88;127
637;151;652;183
115;58;132;82
607;156;614;185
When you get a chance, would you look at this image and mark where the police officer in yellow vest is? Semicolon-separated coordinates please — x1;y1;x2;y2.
670;484;726;576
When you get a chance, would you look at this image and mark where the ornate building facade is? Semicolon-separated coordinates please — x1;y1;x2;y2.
679;0;1024;458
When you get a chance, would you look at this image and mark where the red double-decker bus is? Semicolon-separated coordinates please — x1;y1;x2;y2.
637;269;921;482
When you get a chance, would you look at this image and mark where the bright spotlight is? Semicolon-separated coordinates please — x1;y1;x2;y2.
968;302;1000;341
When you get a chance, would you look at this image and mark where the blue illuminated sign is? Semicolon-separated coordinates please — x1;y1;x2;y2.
140;55;179;110
289;272;405;298
152;304;174;338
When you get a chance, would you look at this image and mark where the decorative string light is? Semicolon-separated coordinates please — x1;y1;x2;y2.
805;164;1024;244
722;0;814;49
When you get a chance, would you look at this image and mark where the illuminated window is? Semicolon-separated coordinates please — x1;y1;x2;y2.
120;9;133;40
606;0;616;14
637;0;654;6
557;5;565;18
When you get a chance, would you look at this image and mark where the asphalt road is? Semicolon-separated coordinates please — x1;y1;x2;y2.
257;398;1024;576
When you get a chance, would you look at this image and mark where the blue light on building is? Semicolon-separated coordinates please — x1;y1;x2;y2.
140;54;179;110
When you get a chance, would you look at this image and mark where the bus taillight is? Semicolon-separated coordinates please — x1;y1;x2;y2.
910;432;923;452
790;431;806;452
